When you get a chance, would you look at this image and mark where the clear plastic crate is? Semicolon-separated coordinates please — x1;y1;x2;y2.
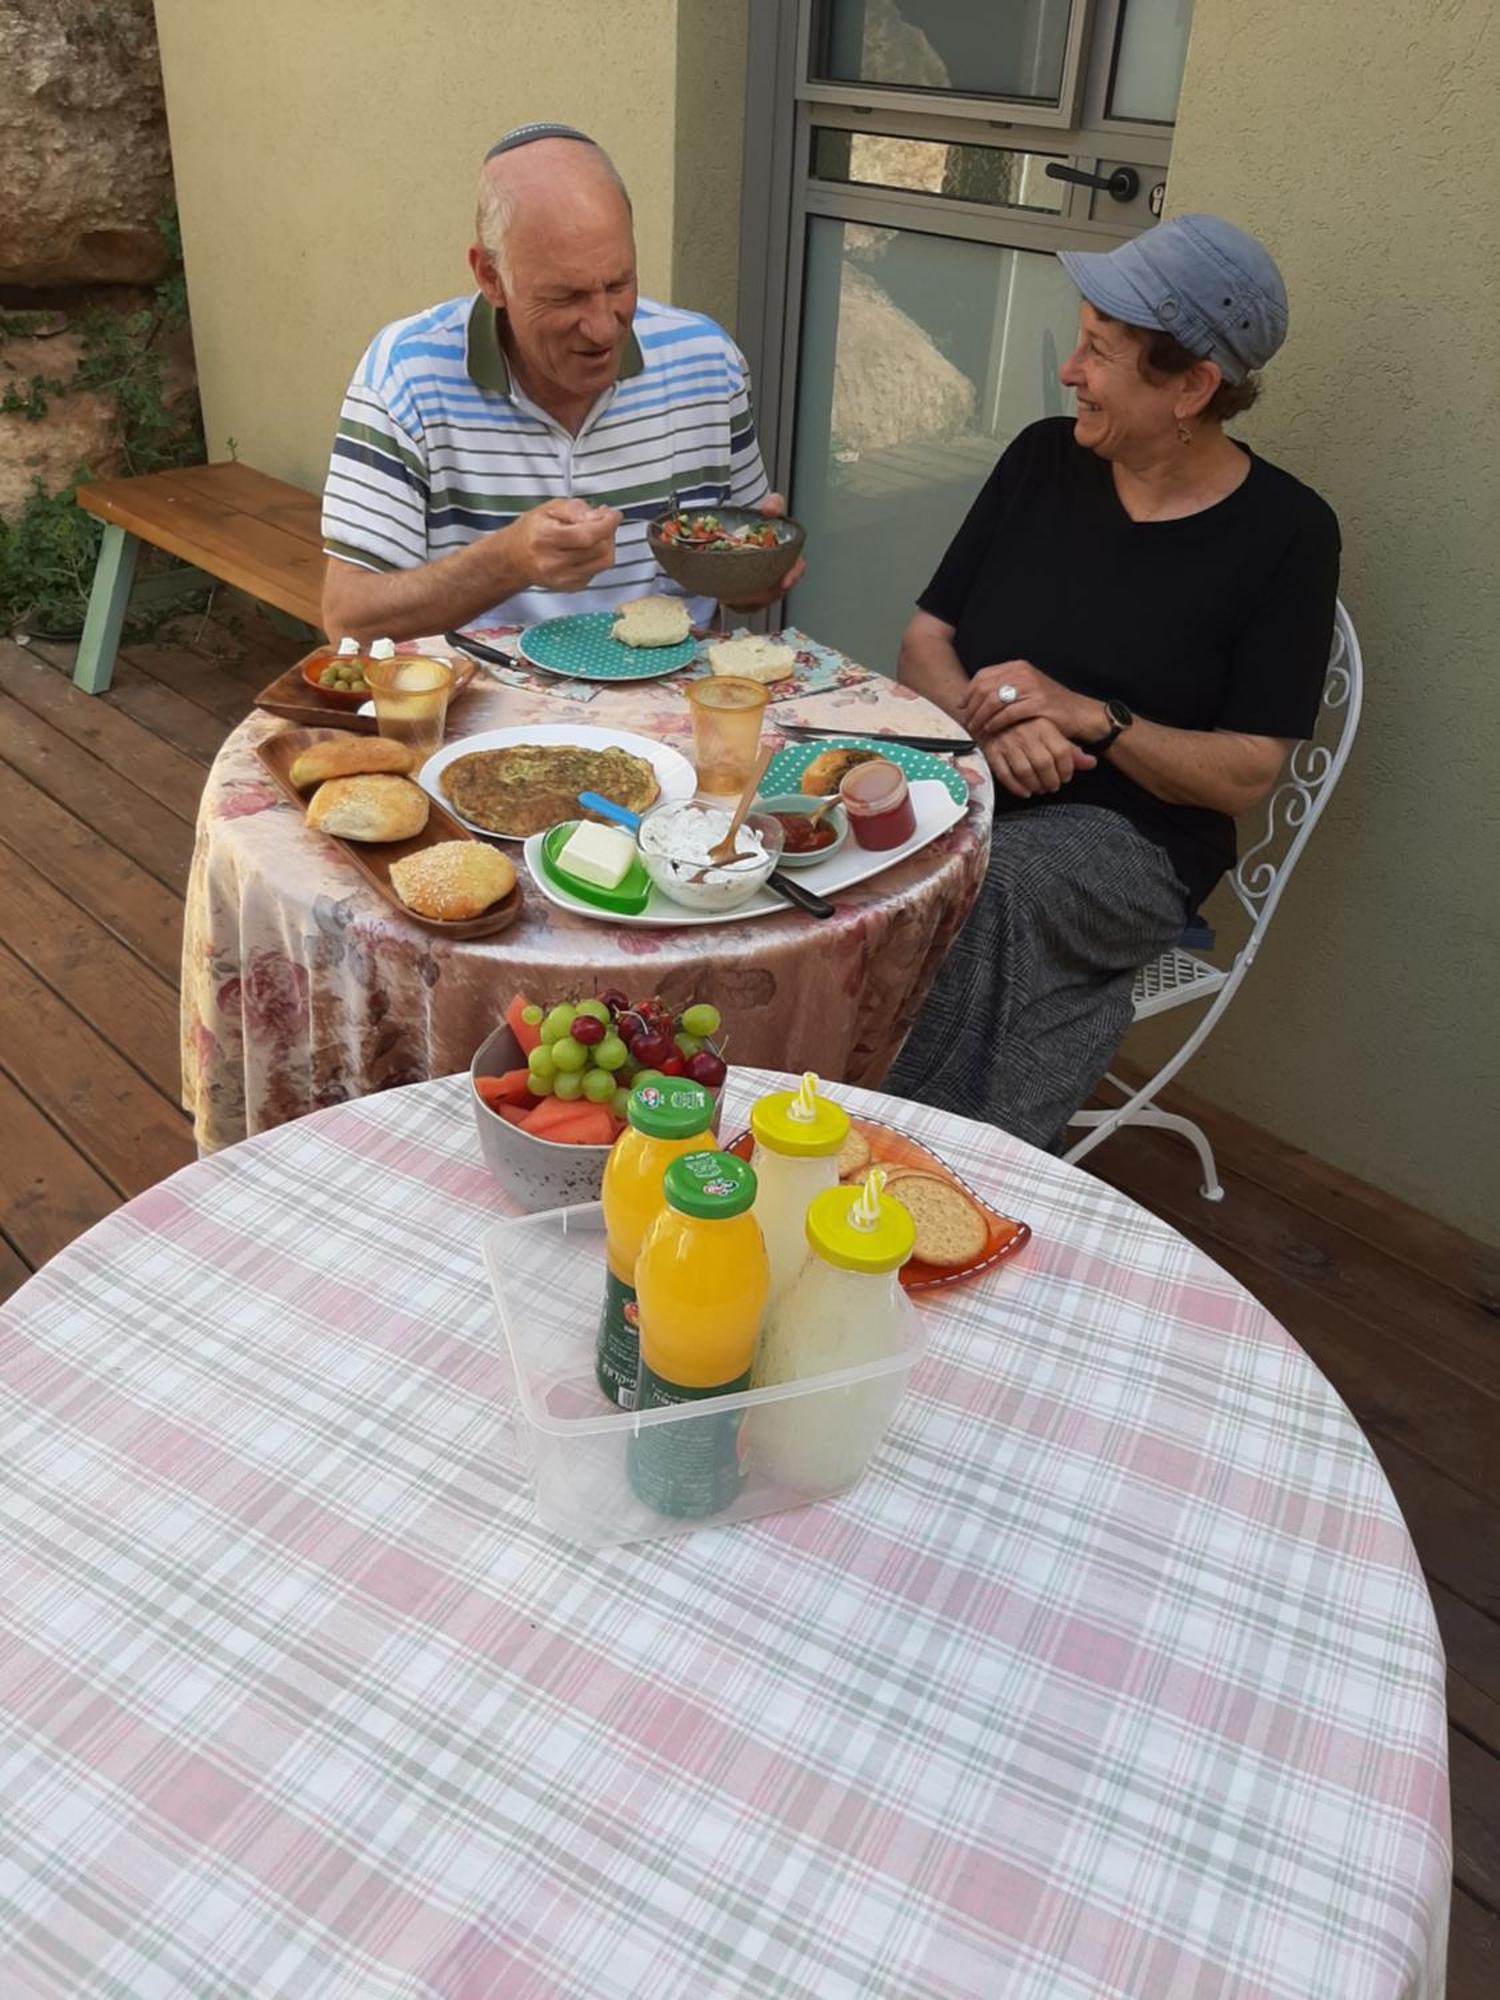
481;1204;925;1546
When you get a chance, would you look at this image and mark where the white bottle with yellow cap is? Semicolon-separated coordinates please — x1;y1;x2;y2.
748;1169;918;1491
748;1072;850;1308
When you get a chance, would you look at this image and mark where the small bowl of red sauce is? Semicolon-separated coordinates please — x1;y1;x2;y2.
756;791;849;869
839;758;917;851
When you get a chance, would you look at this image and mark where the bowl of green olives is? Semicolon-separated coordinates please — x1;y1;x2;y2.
302;649;371;708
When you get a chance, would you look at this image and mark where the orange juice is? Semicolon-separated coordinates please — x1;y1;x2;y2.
595;1079;714;1408
628;1150;769;1519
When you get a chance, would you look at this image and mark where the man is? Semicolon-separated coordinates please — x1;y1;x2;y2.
321;124;802;641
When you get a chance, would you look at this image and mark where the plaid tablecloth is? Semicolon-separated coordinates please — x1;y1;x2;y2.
0;1074;1449;1998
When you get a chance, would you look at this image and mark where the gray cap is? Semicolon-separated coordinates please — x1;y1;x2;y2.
1057;214;1288;382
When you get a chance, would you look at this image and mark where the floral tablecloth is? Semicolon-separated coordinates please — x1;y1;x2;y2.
0;1073;1450;1996
181;640;992;1150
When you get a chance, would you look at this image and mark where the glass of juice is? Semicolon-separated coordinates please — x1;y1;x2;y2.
683;676;769;804
364;654;455;758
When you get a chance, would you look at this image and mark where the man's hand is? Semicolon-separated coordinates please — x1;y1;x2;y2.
962;659;1104;744
717;492;807;611
507;498;621;592
985;718;1098;799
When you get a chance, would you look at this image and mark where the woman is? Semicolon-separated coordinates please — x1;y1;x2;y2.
887;213;1340;1151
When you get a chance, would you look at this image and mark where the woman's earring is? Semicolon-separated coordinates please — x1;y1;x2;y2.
1176;421;1192;446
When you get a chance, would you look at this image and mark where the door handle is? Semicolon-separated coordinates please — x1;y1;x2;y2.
1045;162;1141;203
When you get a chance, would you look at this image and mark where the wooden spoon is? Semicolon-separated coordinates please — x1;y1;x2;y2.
694;742;775;878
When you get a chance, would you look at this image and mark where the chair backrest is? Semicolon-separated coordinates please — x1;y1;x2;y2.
1226;599;1363;964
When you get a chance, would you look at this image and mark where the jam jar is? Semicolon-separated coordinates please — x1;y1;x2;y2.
839;757;916;850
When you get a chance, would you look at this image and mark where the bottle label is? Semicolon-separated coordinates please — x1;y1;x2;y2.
595;1270;641;1410
627;1365;752;1520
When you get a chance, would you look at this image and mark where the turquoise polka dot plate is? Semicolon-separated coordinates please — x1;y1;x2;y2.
761;737;969;809
519;612;698;682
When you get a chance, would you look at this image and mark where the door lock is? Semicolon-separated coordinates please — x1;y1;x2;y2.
1044;162;1141;203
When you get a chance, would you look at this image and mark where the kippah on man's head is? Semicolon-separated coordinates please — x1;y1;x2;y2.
485;123;597;161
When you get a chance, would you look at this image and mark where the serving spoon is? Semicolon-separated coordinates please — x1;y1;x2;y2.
695;742;775;878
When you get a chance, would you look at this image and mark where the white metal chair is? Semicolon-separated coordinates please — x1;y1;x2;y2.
1064;600;1364;1199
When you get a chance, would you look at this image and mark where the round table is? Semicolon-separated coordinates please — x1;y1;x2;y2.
0;1073;1449;1999
181;640;992;1151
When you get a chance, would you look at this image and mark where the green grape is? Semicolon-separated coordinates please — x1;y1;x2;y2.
527;1045;556;1080
631;1069;664;1091
540;1003;576;1044
574;999;612;1025
594;1034;628;1071
526;1073;553;1097
680;1003;720;1038
610;1086;632;1121
551;1035;588;1073
520;1004;544;1027
674;1031;703;1058
553;1070;585;1101
581;1067;617;1104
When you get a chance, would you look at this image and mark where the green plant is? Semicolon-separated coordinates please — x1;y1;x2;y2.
0;208;206;634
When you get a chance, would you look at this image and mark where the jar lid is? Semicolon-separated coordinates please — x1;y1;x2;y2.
805;1169;916;1273
749;1072;850;1157
627;1078;713;1141
663;1149;758;1219
840;757;906;808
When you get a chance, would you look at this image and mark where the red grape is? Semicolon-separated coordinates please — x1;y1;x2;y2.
686;1050;727;1089
571;1014;606;1047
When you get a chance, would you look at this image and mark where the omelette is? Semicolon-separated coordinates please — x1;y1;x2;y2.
438;743;660;839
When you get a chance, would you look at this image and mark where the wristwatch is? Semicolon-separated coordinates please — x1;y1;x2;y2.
1089;699;1134;757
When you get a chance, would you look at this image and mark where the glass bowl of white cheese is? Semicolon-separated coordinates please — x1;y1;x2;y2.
637;799;784;913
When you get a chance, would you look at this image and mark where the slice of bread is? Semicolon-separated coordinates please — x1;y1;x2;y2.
289;733;417;789
613;596;692;648
884;1173;989;1269
389;841;516;920
706;634;797;684
305;774;430;843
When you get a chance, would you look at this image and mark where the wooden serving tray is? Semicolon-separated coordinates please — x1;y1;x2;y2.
254;648;479;733
255;727;523;940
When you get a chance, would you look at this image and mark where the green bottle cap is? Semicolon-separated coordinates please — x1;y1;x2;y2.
627;1078;713;1141
662;1149;758;1219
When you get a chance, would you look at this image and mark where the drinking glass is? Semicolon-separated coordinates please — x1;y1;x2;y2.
364;654;455;759
683;676;769;803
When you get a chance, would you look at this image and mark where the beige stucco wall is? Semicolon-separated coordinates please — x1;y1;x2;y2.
1126;0;1499;1240
152;0;747;492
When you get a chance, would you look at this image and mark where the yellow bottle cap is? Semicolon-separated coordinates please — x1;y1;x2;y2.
804;1169;916;1274
748;1072;850;1159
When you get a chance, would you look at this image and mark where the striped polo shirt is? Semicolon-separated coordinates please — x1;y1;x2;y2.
321;293;769;627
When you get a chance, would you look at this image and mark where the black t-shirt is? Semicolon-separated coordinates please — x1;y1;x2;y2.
919;417;1341;903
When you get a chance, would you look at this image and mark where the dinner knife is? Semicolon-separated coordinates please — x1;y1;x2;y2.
777;723;977;756
443;629;519;667
765;869;835;919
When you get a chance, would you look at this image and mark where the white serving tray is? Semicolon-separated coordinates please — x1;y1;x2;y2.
523;778;966;926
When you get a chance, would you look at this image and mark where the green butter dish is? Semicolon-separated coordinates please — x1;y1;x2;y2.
539;820;654;916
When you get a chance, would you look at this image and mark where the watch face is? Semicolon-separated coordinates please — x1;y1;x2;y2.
1106;700;1134;729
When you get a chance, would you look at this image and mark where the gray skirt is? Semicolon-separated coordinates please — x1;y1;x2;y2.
886;803;1190;1152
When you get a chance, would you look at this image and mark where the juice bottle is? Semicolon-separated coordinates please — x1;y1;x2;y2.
749;1072;850;1307
627;1150;769;1519
595;1078;714;1409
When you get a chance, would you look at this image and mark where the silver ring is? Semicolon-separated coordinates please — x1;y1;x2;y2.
996;683;1019;706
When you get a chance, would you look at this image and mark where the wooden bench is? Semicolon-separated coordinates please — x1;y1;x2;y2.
73;462;325;694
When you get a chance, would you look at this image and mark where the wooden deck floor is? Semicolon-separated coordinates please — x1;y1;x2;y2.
1;611;1496;1992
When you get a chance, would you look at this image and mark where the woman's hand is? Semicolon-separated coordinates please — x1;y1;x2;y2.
962;660;1104;744
985;719;1098;799
717;493;807;611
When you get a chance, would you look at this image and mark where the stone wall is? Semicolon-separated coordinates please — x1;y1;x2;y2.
0;0;197;531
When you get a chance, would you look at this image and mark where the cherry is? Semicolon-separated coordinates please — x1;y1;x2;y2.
617;1012;648;1047
686;1049;727;1089
598;988;630;1018
631;1031;674;1069
659;1055;686;1077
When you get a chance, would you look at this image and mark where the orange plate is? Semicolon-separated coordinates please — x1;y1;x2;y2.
255;648;478;734
724;1113;1030;1293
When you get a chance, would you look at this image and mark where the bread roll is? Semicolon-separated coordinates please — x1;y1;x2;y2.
289;734;417;789
707;634;796;684
389;841;517;921
800;747;882;796
613;596;692;648
305;774;430;843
